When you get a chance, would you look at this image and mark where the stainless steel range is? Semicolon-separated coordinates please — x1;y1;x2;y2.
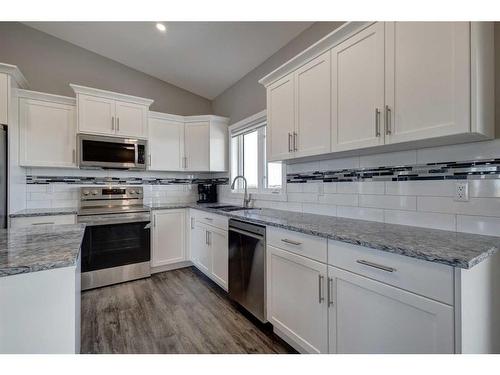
77;186;151;290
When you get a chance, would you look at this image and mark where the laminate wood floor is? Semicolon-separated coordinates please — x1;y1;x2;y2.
81;267;295;354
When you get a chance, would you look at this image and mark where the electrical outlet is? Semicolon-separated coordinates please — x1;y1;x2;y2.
454;181;469;202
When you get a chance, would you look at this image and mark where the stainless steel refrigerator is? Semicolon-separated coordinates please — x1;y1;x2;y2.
0;125;6;229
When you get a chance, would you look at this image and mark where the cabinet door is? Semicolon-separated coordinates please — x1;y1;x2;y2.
331;22;385;152
151;209;186;267
0;73;8;125
209;227;228;291
267;74;295;161
148;117;184;171
184;121;210;171
328;266;454;354
77;94;115;135
19;98;77;167
267;245;328;353
115;100;148;138
385;22;470;144
192;222;211;274
294;51;331;158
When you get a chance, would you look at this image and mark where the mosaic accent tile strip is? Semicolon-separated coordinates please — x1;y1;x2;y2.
287;158;500;183
26;175;229;185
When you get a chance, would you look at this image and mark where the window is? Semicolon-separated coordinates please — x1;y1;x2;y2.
230;121;283;193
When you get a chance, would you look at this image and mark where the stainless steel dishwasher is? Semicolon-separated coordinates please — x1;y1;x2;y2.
228;219;266;323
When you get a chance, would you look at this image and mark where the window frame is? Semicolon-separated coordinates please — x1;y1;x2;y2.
228;110;286;201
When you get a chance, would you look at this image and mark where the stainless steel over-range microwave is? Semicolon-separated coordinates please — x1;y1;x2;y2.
78;134;147;170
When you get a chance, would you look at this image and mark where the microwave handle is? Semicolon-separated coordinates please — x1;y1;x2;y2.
134;144;138;165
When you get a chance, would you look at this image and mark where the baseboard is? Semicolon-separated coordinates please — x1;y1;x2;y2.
151;261;193;274
272;326;308;354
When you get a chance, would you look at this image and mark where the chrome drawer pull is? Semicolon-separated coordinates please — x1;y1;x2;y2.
318;275;324;303
204;217;213;221
356;259;396;273
32;222;55;225
281;238;302;246
327;277;334;307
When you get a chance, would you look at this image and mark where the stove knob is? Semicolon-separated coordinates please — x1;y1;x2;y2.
82;190;90;196
91;190;98;196
129;190;136;195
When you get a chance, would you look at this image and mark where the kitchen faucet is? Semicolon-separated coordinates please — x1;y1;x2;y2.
231;175;252;208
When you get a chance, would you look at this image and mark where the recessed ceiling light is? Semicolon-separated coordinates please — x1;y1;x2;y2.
156;23;166;32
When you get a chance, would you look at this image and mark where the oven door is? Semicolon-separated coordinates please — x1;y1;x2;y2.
80;219;151;273
78;134;146;170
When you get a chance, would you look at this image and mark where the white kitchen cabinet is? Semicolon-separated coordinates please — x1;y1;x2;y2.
266;73;295;161
184;120;210;171
0;73;8;125
267;245;328;353
148;112;184;171
18;91;77;168
294;51;331;158
151;209;186;268
385;22;470;144
331;22;385;152
71;84;153;138
190;218;209;273
10;214;76;228
115;100;148;138
328;266;454;354
209;226;228;290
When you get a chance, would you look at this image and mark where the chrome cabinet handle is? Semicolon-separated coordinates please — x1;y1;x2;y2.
327;277;334;307
183;156;187;169
385;105;392;135
117;117;120;132
190;217;195;229
205;230;209;245
288;133;292;152
293;132;298;151
204;217;213;221
356;259;396;273
111;116;115;131
281;238;302;246
375;108;381;137
72;149;76;163
208;231;211;246
318;275;324;303
148;154;152;167
32;222;55;225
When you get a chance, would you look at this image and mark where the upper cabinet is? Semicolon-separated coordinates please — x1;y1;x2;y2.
0;73;8;125
18;90;77;168
71;84;153;139
148;112;185;171
260;22;494;161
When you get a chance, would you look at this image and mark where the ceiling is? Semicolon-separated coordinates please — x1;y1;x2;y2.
24;22;314;99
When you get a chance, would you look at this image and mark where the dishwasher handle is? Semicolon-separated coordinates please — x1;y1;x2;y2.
229;227;265;241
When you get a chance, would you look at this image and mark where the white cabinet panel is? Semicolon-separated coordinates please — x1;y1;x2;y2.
10;215;76;228
331;22;385;152
0;73;8;125
385;22;470;143
19;98;77;168
151;209;186;267
115;100;148;138
267;245;328;353
294;51;331;158
148;116;184;171
184;121;210;171
210;227;228;290
190;220;206;271
328;266;454;354
267;74;295;161
77;94;115;135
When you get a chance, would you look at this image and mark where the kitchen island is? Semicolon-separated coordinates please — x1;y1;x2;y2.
0;224;85;353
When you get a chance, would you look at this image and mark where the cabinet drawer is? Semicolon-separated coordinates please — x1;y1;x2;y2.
10;215;76;228
267;227;327;263
327;239;454;305
190;209;228;231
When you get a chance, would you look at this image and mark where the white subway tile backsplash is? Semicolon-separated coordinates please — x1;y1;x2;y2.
287;192;318;203
323;182;337;194
359;195;416;210
318;193;358;206
287;161;320;174
417;196;500;217
360;150;417;168
337;181;385;195
302;181;321;193
29;192;55;201
302;203;337;216
416;139;500;164
384;210;456;231
286;183;303;193
337;206;384;222
318;156;359;171
385;180;454;197
469;180;500;198
457;215;500;237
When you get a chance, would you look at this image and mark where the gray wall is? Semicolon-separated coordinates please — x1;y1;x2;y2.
212;22;344;124
0;22;212;115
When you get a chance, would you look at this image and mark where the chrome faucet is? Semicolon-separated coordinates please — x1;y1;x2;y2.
231;175;252;208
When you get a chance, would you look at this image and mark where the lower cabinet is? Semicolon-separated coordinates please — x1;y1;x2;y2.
10;214;76;228
151;209;187;268
190;217;228;291
328;266;454;354
266;245;328;354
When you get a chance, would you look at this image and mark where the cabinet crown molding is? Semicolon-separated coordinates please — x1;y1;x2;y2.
70;84;154;107
259;22;374;87
184;115;230;124
17;89;76;106
0;63;29;89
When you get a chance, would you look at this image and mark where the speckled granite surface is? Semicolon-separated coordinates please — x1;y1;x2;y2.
0;224;86;277
8;203;499;269
9;207;78;218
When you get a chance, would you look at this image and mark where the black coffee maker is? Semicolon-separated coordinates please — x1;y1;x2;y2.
197;183;217;203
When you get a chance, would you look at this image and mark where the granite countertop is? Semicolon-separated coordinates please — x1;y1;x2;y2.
9;207;78;218
0;224;86;278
